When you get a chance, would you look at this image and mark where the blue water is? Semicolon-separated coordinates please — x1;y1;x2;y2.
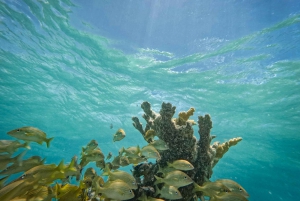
1;0;300;200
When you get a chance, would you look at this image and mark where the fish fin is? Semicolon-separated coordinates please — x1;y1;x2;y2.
46;137;54;148
167;161;172;168
101;165;111;176
57;160;65;173
24;141;31;149
154;175;163;185
41;157;46;164
15;150;27;166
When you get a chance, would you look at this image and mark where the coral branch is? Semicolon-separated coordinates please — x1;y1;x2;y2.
211;137;242;167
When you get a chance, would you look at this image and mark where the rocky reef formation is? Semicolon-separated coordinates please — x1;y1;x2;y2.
132;101;242;200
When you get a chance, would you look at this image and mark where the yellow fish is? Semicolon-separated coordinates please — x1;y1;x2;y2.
82;139;98;154
0;151;27;171
141;145;161;160
0;156;45;175
7;127;54;148
0;179;38;201
119;156;130;167
96;159;106;169
120;146;141;158
154;170;193;187
128;156;147;166
193;181;230;197
144;129;156;141
210;192;249;201
216;179;249;198
113;128;126;142
84;167;96;179
157;165;176;176
102;165;137;189
95;180;134;200
154;185;182;200
0;140;30;154
167;159;194;171
149;139;169;151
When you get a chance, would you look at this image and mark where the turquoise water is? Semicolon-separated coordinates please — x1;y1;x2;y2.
1;0;300;200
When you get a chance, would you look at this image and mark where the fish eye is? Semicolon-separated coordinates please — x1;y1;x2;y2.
21;174;26;179
239;187;243;191
184;176;187;179
175;192;178;194
129;190;132;193
17;129;20;132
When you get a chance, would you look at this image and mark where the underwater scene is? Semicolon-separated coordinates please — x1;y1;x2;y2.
0;0;300;200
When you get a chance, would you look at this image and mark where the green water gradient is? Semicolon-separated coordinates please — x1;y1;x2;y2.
0;0;299;200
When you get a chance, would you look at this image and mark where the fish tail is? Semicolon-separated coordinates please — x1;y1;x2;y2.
67;157;78;172
46;137;54;148
56;160;65;173
24;141;31;150
101;165;111;176
192;182;202;193
15;150;27;166
41;157;46;164
154;175;163;185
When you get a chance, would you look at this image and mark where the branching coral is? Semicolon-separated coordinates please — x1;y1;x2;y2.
132;101;243;201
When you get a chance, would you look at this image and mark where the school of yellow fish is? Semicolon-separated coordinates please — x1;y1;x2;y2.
0;123;249;201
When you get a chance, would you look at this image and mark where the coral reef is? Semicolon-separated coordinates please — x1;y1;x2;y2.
0;101;246;201
131;101;243;200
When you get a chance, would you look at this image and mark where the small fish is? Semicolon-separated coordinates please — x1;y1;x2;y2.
0;151;27;171
157;165;176;176
82;140;98;154
167;159;194;171
128;156;147;166
120;146;141;158
102;165;137;189
119;156;130;167
106;152;113;160
0;140;30;154
141;145;161;160
84;167;96;179
92;175;105;188
216;179;249;198
80;148;105;167
154;170;193;187
193;181;231;197
149;139;169;151
110;123;113;129
96;159;105;169
154;185;182;200
113;128;126;142
111;155;122;167
7;126;54;148
144;129;156;141
95;180;135;200
0;156;45;175
210;192;249;201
